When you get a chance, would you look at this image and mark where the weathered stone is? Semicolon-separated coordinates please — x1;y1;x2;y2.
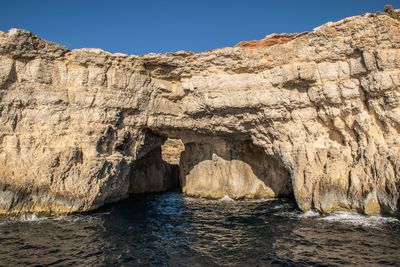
0;11;400;216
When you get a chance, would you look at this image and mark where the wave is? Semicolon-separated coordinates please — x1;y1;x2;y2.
184;195;277;203
299;210;320;218
0;212;109;225
320;212;399;227
218;195;235;202
19;213;47;222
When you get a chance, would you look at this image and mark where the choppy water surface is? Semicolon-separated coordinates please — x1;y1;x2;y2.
0;192;399;266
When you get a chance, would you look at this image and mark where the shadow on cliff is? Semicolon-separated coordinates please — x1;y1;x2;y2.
397;183;400;213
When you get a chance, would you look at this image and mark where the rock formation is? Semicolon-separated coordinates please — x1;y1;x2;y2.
0;11;400;215
161;138;184;165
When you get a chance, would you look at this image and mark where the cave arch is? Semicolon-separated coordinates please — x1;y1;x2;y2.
129;130;293;200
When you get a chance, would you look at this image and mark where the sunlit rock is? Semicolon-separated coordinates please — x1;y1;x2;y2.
0;11;400;215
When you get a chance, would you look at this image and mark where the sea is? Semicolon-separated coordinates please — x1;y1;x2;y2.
0;191;399;266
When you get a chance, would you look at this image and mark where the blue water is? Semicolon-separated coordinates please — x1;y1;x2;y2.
0;191;399;266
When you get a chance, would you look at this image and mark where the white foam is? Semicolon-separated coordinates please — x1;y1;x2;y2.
218;195;235;202
20;213;44;222
320;212;399;227
0;214;50;225
6;214;84;224
184;196;276;204
299;210;320;218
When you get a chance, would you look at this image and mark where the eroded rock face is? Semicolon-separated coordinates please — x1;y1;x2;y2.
0;12;400;215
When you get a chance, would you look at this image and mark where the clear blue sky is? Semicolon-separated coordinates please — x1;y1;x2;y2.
1;0;399;55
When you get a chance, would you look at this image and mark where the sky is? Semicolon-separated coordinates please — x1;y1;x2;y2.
1;0;399;55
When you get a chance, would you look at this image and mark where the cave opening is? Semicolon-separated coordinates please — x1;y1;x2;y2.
127;136;184;194
161;138;185;189
127;131;293;201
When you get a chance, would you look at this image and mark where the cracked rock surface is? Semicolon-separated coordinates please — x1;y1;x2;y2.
0;12;400;215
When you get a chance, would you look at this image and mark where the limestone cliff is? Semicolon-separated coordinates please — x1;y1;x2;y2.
0;11;400;215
